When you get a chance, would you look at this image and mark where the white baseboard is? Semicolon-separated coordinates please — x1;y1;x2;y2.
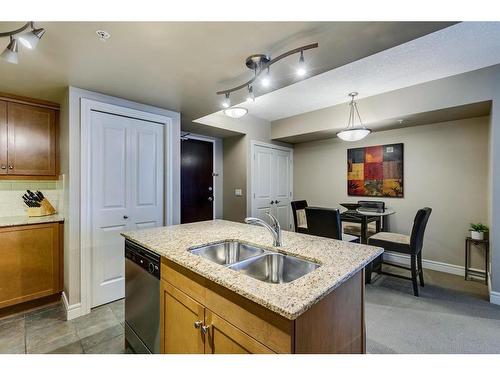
490;291;500;305
383;252;468;276
62;291;83;320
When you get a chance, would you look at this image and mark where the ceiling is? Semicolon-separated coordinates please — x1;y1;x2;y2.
0;21;455;126
200;21;500;124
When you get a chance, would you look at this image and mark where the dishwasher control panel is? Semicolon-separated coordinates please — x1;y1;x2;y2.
125;240;161;279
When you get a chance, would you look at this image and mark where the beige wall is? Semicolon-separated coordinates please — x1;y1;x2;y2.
218;114;290;222
293;117;490;268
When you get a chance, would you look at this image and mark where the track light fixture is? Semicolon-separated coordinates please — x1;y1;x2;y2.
217;43;318;115
1;22;46;64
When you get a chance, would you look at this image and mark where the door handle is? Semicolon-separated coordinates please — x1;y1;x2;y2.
275;200;281;204
270;200;275;205
123;215;129;219
208;197;213;202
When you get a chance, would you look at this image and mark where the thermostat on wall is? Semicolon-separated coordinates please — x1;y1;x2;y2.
234;189;243;197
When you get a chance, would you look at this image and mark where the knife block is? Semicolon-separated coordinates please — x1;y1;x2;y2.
27;198;56;217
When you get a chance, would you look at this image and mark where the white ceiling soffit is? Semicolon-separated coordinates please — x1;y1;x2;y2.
195;22;500;124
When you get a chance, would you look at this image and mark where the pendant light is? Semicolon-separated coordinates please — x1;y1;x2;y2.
336;92;371;142
18;27;45;49
223;107;248;118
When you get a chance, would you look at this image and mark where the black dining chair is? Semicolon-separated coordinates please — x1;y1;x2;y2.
291;200;309;234
305;207;359;242
367;207;432;296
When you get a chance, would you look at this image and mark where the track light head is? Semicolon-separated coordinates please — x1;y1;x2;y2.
221;93;230;108
1;37;19;64
246;85;255;103
19;27;45;50
261;67;271;87
296;50;306;77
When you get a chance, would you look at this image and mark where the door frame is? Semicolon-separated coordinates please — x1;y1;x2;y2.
181;133;223;220
80;98;175;315
249;140;293;225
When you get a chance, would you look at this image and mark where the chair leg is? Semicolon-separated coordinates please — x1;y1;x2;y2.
365;262;373;284
417;251;424;287
410;254;419;297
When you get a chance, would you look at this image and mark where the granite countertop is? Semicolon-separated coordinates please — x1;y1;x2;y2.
0;214;64;228
122;219;383;320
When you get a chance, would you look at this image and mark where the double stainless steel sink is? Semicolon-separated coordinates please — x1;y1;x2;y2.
189;240;320;284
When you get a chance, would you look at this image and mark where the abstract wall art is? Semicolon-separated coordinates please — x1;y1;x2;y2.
347;143;404;197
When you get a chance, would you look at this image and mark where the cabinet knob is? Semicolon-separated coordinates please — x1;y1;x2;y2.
0;165;5;170
194;320;202;329
201;325;210;335
8;165;13;170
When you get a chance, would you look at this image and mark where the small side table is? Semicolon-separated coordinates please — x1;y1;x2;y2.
465;237;489;285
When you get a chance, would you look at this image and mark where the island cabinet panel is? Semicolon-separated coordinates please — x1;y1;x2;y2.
7;102;57;176
294;271;365;354
0;222;63;309
161;281;205;354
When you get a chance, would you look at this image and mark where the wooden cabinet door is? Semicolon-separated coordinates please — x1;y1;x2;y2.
161;281;205;354
205;310;274;354
0;101;6;174
7;102;57;175
0;223;63;309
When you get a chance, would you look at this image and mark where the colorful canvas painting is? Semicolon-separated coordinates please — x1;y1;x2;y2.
347;143;404;197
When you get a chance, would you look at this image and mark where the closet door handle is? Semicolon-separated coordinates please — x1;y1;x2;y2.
0;165;6;170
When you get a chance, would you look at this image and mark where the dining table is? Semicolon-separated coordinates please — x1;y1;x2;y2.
340;207;396;244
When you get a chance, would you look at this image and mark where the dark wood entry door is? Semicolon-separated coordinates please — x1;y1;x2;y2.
181;138;214;223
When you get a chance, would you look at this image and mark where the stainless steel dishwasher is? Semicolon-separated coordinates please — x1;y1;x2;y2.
124;239;160;354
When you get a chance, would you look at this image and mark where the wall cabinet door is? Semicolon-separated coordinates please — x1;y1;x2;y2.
0;101;6;174
0;222;63;309
205;310;274;354
161;281;205;354
7;102;57;176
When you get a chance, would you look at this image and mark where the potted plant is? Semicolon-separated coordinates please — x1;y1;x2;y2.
470;223;488;240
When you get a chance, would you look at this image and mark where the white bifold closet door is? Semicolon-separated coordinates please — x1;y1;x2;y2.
252;144;292;230
90;110;164;308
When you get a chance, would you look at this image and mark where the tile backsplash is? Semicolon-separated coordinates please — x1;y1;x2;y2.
0;180;62;217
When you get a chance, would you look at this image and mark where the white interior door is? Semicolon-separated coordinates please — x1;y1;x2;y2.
252;144;292;230
91;111;163;308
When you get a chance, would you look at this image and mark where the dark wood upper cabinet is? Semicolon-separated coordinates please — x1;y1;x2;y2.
0;101;7;175
0;93;59;179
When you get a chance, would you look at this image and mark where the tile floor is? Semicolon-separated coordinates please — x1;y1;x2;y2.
0;299;128;354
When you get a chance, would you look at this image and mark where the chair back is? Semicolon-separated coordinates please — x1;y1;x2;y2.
291;200;308;233
358;200;385;212
410;207;432;254
305;207;342;240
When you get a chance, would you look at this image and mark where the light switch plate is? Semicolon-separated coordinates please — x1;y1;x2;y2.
234;188;243;197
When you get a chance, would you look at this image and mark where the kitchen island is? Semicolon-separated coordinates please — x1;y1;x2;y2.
122;219;383;354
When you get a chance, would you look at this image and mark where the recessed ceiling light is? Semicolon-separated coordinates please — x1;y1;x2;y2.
96;30;111;42
223;107;248;118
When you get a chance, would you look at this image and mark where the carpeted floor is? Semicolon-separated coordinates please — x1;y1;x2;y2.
365;268;500;354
